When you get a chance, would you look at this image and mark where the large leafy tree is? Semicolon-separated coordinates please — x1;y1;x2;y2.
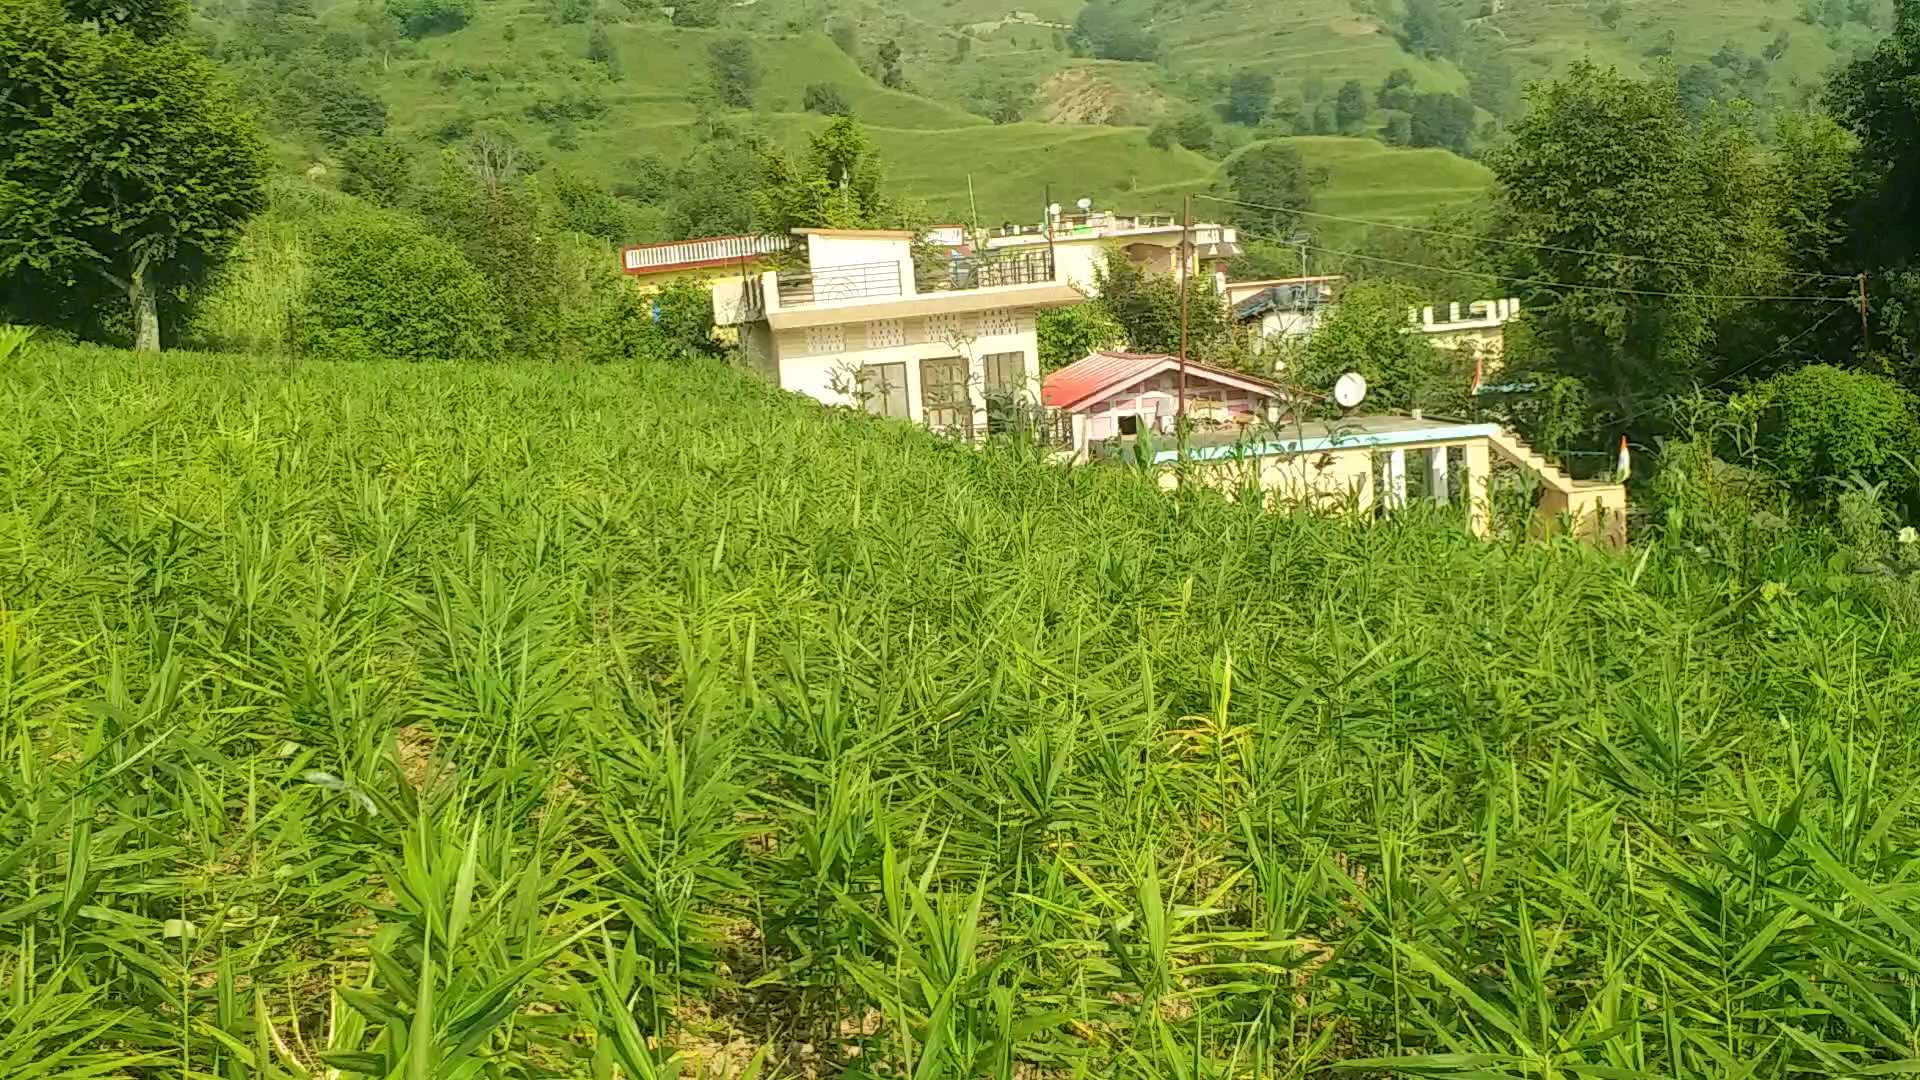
1090;249;1230;357
1827;0;1920;366
0;0;266;350
753;117;908;233
1221;142;1313;238
1290;280;1463;412
1488;62;1785;428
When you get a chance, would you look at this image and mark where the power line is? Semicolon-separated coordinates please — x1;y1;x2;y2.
1610;305;1852;430
1235;227;1856;304
1199;193;1859;284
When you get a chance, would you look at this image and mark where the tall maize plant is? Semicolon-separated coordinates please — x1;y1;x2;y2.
1;344;1918;1078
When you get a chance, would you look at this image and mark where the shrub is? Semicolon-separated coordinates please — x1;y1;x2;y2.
0;324;37;364
385;0;474;37
298;209;504;361
802;82;850;116
708;36;759;108
338;135;413;207
1037;304;1123;371
1744;364;1920;501
586;22;622;77
1172;112;1216;153
670;0;718;26
640;279;718;356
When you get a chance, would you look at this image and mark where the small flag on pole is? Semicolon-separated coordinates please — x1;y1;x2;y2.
1470;352;1484;396
1615;436;1631;483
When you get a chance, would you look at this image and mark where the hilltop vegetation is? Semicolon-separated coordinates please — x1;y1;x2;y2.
150;0;1901;258
3;344;1920;1078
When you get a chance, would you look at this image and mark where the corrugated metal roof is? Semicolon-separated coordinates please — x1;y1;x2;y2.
1042;351;1282;411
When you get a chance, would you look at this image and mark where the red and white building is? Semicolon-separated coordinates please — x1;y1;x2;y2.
1041;351;1285;453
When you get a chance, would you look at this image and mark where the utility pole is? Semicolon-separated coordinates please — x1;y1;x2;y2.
1859;272;1872;347
1178;193;1191;422
967;173;980;242
1043;183;1057;279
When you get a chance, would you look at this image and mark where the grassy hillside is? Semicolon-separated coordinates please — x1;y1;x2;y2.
326;3;1498;229
210;0;1891;245
8;344;1920;1077
806;0;1884;114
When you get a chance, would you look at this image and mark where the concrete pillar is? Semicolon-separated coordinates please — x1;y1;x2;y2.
1463;441;1491;537
1385;449;1407;511
1449;302;1461;322
1428;446;1450;505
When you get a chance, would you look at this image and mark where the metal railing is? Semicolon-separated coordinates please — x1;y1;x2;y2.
775;251;1057;307
621;233;789;273
915;250;1055;293
776;261;904;306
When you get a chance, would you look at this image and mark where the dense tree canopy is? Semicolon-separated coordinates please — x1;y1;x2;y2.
1291;280;1464;412
1828;0;1920;360
1225;70;1274;125
1408;92;1475;154
1090;249;1230;356
0;0;267;350
753;117;909;233
1221;143;1313;238
1488;62;1789;427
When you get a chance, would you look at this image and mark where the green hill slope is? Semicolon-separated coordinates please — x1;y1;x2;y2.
207;0;1890;246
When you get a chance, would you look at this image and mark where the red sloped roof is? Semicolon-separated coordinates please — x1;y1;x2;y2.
1042;351;1282;411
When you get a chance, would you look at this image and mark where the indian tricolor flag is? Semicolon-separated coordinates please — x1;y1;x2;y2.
1616;436;1631;483
1470;353;1484;396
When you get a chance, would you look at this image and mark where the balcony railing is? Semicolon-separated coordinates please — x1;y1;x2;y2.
776;261;904;306
772;251;1057;308
914;249;1055;293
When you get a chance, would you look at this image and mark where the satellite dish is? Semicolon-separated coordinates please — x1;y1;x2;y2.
1076;197;1092;210
1333;372;1368;410
1047;203;1062;216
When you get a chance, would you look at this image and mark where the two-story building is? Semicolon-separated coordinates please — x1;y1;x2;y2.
712;229;1081;439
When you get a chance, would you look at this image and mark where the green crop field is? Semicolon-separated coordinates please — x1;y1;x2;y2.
6;345;1920;1077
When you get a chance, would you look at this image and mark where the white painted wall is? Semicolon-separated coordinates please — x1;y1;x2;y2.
772;316;1042;433
804;234;915;285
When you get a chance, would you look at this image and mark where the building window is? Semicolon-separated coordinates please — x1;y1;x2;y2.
866;318;904;349
983;352;1026;434
982;351;1025;394
978;308;1018;337
804;325;845;354
858;362;910;419
924;312;966;345
919;356;973;439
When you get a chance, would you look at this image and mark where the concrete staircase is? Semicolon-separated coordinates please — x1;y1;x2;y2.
1485;428;1628;547
1485;428;1580;493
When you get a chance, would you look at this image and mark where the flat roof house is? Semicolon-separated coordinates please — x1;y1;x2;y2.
1105;414;1628;548
984;210;1241;296
713;229;1080;439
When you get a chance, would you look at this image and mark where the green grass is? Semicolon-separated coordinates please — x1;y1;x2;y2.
6;344;1920;1078
259;0;1887;246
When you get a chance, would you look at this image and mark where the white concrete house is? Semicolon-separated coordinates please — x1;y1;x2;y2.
712;229;1080;439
